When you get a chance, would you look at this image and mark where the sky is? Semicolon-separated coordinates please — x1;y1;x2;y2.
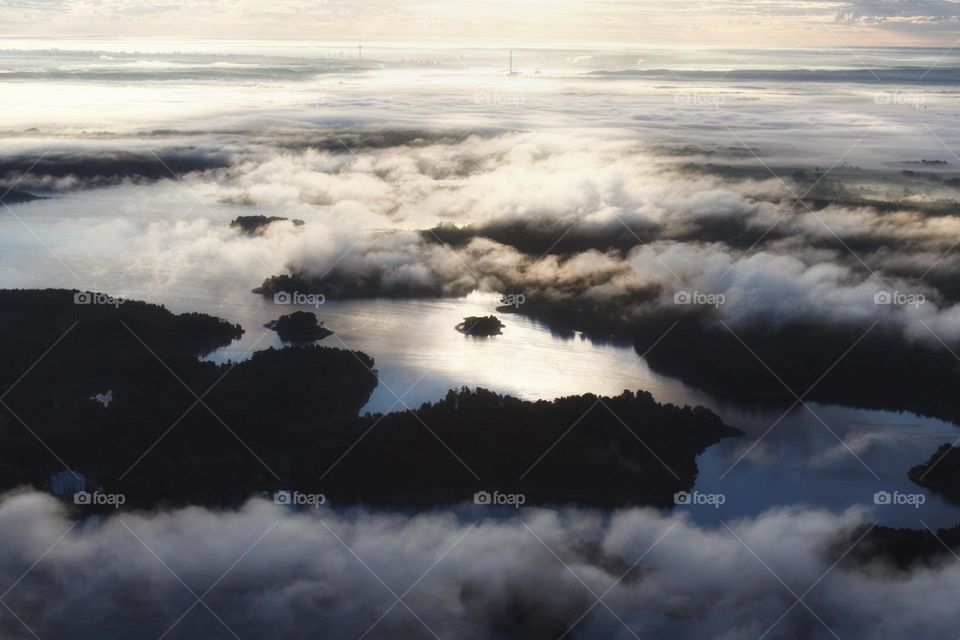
1;0;960;47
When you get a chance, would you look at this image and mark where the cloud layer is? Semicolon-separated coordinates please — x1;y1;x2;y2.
0;490;956;639
7;126;960;344
164;130;959;342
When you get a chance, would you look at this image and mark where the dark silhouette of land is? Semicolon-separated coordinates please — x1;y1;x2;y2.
0;289;741;509
0;151;231;189
0;189;45;204
253;265;960;426
0;289;376;506
909;444;960;503
630;312;960;427
265;311;332;342
324;387;741;506
254;270;458;300
847;523;960;570
456;315;504;336
230;215;305;235
10;288;960;568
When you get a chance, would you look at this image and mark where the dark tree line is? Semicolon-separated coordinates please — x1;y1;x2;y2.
0;290;738;509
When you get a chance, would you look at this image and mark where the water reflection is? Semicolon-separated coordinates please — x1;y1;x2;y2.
202;292;697;413
200;292;960;528
3;193;960;527
691;403;960;528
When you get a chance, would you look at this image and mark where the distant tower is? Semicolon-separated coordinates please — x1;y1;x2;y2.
507;49;519;76
359;44;362;61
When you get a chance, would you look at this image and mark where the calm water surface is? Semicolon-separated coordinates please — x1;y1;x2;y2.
2;167;959;529
206;293;960;528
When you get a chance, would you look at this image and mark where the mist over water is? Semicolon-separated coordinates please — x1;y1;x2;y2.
4;41;960;638
1;490;960;640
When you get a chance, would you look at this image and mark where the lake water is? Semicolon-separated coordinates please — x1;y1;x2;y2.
218;293;960;528
4;43;960;529
3;190;958;528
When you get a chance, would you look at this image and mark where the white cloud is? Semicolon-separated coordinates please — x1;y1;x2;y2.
0;490;954;639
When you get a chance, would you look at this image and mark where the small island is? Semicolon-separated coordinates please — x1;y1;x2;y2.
0;189;45;204
0;289;743;509
908;443;960;503
265;311;333;342
848;522;960;570
0;289;377;507
230;215;305;235
456;315;504;336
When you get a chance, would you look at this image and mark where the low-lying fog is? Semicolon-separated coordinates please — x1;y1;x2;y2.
4;44;960;638
1;490;957;639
